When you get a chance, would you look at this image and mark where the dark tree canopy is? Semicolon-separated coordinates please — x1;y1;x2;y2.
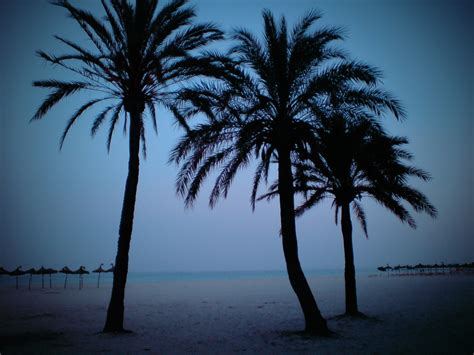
170;9;403;209
33;0;224;153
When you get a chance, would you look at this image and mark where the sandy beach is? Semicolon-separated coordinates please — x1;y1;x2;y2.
0;273;472;354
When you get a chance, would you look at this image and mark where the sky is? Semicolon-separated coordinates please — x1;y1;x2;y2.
0;0;472;273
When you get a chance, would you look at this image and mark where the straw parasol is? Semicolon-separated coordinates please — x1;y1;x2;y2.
37;266;48;288
60;266;73;289
9;266;25;289
25;268;38;290
72;266;90;289
93;263;106;288
45;267;58;288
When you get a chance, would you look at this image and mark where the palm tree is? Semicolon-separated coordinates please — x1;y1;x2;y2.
263;112;437;316
32;0;223;332
169;10;401;335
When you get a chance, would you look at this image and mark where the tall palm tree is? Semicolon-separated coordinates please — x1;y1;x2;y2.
32;0;223;332
169;10;401;335
263;112;437;316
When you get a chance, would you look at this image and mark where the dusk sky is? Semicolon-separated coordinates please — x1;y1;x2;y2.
0;0;472;272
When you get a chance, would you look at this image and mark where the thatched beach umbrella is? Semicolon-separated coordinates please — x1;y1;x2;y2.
93;263;106;288
37;266;48;288
384;265;393;277
25;268;38;290
45;267;58;288
9;266;25;289
453;263;464;273
415;263;425;275
393;265;402;275
72;266;89;289
36;266;57;288
60;266;73;289
0;266;10;275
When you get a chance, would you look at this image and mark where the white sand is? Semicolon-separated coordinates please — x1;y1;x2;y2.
0;274;472;354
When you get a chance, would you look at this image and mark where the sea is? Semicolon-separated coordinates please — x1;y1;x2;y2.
0;268;376;289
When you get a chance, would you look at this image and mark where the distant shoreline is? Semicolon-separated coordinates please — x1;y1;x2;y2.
0;267;472;290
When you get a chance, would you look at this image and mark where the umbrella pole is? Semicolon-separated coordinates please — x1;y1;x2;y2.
16;276;18;289
29;274;32;291
97;272;101;288
49;274;52;288
64;274;68;289
42;274;44;289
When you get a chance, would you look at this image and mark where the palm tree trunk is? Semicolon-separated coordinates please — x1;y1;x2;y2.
341;203;358;315
278;147;329;335
103;110;141;332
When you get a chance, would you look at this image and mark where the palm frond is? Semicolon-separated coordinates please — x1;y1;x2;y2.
295;189;327;217
106;104;123;152
250;147;272;210
209;142;252;208
91;104;116;137
140;122;147;159
32;81;89;120
146;102;158;135
53;0;115;54
352;201;368;238
60;98;108;149
341;87;406;119
290;10;322;44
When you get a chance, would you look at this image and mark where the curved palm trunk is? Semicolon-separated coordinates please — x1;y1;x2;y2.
104;110;141;332
341;203;358;315
278;147;329;335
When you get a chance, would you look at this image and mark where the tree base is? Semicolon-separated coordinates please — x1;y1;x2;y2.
102;327;133;334
305;320;333;337
332;311;380;321
344;311;366;318
280;328;334;339
303;328;333;337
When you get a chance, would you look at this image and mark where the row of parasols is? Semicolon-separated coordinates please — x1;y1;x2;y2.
377;262;474;276
0;263;114;290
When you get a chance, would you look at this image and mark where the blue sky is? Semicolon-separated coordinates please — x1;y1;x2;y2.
0;0;472;272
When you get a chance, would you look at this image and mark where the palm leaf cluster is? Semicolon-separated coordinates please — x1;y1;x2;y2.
170;10;402;209
261;113;438;235
32;0;224;153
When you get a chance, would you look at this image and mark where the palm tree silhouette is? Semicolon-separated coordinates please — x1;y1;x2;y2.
32;0;223;332
169;9;401;334
263;112;437;316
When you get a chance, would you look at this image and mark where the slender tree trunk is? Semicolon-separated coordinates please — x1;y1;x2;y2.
278;147;329;335
103;109;141;332
341;203;358;315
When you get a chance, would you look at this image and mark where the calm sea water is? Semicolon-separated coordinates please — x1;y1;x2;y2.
0;268;376;288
